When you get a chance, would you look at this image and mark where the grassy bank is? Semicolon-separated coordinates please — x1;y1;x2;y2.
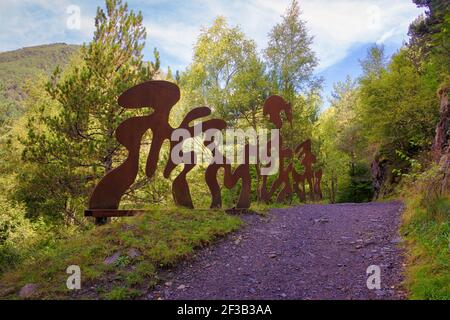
0;208;241;299
400;167;450;300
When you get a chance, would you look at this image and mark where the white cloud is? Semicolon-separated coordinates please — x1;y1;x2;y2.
198;0;288;52
1;0;424;73
376;28;397;44
144;0;423;72
145;21;200;70
299;0;423;70
143;0;289;70
0;0;96;52
78;13;95;39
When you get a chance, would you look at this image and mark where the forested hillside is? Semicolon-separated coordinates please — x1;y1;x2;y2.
0;0;448;300
0;43;80;116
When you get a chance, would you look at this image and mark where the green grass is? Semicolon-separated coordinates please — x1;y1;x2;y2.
103;287;142;300
249;201;291;214
401;194;450;300
0;208;241;299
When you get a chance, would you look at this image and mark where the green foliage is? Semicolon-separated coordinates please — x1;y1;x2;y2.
316;107;350;203
401;165;450;300
0;202;29;274
178;8;321;205
337;162;373;203
316;77;370;203
0;84;17;131
409;0;450;74
0;192;72;276
17;0;159;224
104;287;142;300
392;150;423;178
180;16;268;129
264;0;319;100
321;34;443;199
358;46;439;159
265;0;321;148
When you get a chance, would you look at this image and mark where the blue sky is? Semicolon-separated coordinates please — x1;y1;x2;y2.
0;0;424;106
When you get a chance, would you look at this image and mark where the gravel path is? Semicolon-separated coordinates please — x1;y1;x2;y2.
148;202;406;300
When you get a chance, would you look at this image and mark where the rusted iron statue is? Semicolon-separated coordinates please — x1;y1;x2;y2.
85;80;322;222
259;95;294;203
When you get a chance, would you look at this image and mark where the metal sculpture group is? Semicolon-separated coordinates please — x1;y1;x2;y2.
85;80;322;220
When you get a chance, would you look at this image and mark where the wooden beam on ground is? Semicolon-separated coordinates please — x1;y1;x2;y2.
84;210;144;218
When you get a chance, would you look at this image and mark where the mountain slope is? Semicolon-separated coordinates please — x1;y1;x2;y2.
0;43;80;116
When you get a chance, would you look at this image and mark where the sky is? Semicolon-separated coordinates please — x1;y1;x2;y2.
0;0;425;106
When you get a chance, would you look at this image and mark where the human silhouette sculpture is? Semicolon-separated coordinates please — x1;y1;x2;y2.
204;130;252;210
292;139;319;201
314;169;323;200
164;108;227;208
87;81;323;220
259;95;294;203
89;81;179;212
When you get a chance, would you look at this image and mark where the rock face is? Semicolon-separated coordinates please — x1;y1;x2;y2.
439;148;450;193
371;156;390;200
432;86;449;163
19;283;38;298
430;86;450;194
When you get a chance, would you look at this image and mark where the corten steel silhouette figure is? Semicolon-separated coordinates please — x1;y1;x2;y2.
87;80;231;214
204;131;252;210
292;139;322;201
314;169;323;200
164;108;227;208
259;95;294;203
87;81;179;222
86;80;323;222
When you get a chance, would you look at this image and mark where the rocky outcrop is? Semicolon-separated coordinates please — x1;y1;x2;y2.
432;86;449;163
438;146;450;193
430;85;449;194
371;157;383;200
371;155;392;200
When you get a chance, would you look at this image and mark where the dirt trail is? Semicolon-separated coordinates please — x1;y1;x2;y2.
148;202;406;300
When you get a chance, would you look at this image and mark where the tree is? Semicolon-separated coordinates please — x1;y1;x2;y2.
264;0;321;150
17;0;159;225
0;85;16;174
409;0;450;56
359;45;387;78
316;78;372;203
316;107;350;203
264;0;319;101
355;43;442;197
408;0;450;86
177;17;271;204
227;56;270;130
180;17;268;127
358;47;439;158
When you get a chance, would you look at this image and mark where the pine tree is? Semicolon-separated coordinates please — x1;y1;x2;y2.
18;0;159;225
